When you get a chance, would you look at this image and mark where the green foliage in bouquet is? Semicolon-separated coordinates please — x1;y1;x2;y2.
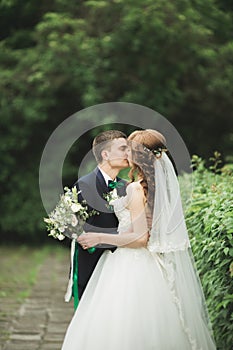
181;153;233;350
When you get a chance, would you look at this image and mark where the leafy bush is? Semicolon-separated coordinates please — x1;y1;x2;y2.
182;153;233;350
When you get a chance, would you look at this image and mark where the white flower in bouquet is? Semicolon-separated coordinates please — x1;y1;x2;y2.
71;214;78;227
71;203;82;213
50;229;56;236
44;186;98;241
57;234;66;241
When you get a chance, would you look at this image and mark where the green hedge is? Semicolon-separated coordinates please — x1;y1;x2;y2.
181;153;233;350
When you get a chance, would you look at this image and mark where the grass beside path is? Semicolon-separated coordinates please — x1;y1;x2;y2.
0;245;68;301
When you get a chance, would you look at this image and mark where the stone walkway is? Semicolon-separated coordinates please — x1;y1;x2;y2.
0;254;74;350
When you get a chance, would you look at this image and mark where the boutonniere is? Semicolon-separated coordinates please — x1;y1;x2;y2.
103;189;119;211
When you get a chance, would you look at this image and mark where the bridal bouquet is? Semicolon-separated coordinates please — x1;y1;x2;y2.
44;186;97;241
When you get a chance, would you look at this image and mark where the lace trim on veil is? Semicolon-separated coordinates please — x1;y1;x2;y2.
163;255;203;350
148;239;191;253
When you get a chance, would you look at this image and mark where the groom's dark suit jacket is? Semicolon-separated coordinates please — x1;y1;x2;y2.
73;167;127;299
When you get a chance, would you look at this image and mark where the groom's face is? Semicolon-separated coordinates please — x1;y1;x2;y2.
104;138;129;169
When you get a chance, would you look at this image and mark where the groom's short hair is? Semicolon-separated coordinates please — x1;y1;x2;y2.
92;130;127;163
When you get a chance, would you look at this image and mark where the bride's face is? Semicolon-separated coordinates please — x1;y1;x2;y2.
127;147;133;167
127;140;143;167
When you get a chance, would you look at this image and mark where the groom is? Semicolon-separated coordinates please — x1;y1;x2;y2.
70;130;148;303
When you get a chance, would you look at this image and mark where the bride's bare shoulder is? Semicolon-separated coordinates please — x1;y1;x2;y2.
126;181;145;203
126;181;142;191
125;182;146;210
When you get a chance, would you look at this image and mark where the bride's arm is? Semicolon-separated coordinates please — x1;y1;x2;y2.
121;182;149;248
78;183;149;248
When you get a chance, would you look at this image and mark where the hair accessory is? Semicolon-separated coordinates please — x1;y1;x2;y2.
143;146;168;158
152;147;168;158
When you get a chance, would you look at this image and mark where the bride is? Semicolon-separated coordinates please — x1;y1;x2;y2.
61;129;216;350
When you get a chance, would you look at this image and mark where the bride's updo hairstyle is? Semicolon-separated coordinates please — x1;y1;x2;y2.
128;129;177;216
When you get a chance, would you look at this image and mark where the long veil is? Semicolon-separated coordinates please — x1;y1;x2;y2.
148;152;216;349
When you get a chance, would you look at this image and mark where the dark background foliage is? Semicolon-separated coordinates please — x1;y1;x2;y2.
0;0;232;243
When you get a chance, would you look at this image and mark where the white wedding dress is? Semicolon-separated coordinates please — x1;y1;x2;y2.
62;195;216;350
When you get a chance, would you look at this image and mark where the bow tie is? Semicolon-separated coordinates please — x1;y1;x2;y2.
108;180;124;190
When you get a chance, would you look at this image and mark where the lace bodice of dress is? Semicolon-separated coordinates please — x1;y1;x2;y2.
110;196;133;234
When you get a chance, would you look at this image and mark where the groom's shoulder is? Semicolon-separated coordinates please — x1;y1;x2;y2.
73;169;97;188
119;178;128;184
117;177;128;186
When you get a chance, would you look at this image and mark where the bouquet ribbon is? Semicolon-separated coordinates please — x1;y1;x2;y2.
72;243;96;310
72;242;79;310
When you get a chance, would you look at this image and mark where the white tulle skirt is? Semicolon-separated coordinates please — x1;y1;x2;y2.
62;248;216;350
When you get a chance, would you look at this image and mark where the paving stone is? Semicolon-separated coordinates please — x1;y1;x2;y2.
43;334;65;342
10;333;41;341
40;344;61;350
47;323;69;334
4;341;40;350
